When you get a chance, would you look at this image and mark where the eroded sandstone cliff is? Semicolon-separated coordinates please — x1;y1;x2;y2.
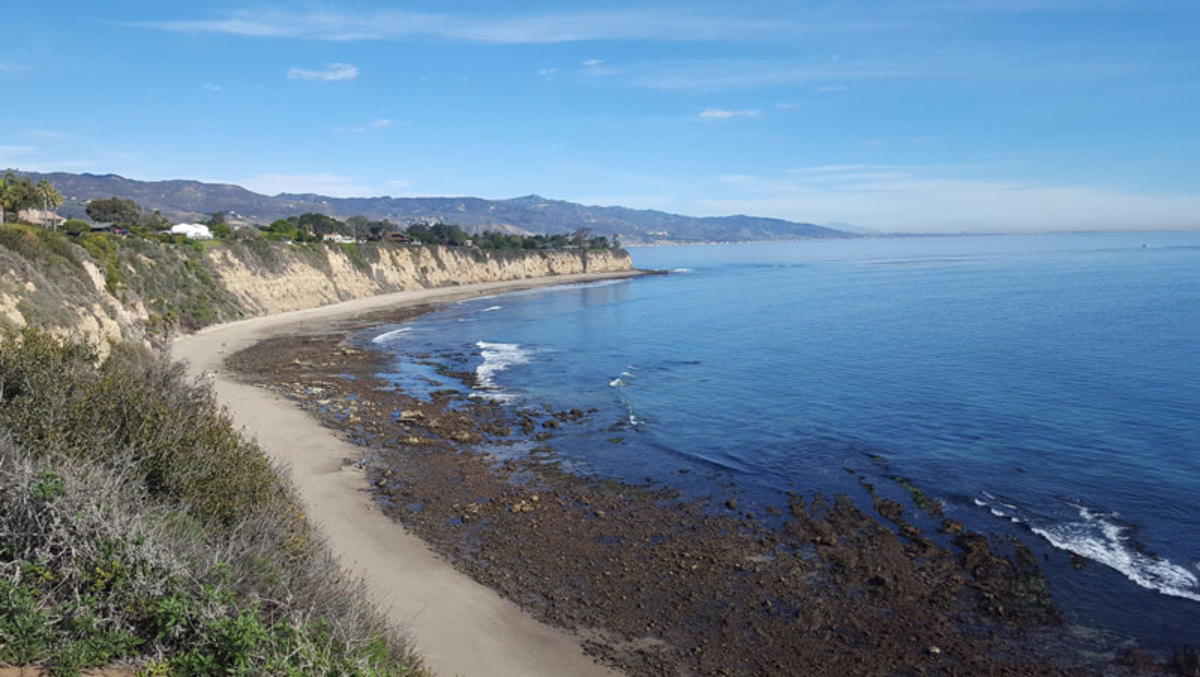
0;227;632;355
208;244;631;316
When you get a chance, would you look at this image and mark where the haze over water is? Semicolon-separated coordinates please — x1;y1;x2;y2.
368;232;1200;647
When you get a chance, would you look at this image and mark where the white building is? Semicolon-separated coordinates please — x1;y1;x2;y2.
169;223;213;240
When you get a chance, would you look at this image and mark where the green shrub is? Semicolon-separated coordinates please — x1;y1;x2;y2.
0;224;82;274
78;233;124;293
226;237;285;275
0;331;422;674
0;331;287;526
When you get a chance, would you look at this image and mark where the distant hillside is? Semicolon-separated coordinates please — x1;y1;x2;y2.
13;170;850;243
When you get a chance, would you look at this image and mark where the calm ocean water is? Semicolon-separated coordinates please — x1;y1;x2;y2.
366;233;1200;647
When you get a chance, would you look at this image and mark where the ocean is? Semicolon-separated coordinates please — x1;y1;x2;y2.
365;232;1200;648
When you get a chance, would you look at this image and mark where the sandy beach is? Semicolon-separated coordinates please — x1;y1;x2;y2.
171;272;640;677
171;268;1092;676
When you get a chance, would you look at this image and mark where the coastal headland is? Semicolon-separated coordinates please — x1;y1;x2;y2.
174;270;1117;676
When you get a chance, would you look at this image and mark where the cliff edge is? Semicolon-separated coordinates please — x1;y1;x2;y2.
0;224;632;355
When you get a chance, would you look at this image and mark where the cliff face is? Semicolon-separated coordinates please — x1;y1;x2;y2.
0;229;150;360
207;245;632;316
0;226;633;355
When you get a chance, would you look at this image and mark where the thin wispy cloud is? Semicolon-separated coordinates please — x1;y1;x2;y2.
139;9;817;44
0;145;37;157
627;59;912;91
623;50;1138;91
699;109;761;120
699;165;1200;232
335;119;394;134
203;83;222;92
537;67;558;79
582;59;605;67
29;130;68;141
287;63;359;82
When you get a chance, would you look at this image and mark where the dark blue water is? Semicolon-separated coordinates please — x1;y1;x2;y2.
366;233;1200;647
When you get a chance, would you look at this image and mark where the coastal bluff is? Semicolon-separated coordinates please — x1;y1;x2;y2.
210;244;631;316
0;224;632;356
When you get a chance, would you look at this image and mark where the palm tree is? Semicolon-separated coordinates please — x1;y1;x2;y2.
34;179;63;229
0;177;10;227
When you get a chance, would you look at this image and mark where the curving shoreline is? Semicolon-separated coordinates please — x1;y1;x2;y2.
207;277;1123;675
169;267;1158;675
170;272;642;677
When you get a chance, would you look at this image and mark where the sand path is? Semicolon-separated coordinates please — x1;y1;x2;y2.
171;273;638;677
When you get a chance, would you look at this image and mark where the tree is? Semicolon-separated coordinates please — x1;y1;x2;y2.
63;219;90;236
139;209;170;231
232;226;263;241
86;197;142;227
33;180;63;228
406;223;429;244
0;172;42;225
346;215;370;241
267;219;299;241
570;227;594;247
295;212;344;238
0;176;11;226
368;219;396;240
405;221;470;246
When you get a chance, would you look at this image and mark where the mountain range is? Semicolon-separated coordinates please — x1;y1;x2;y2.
13;170;850;243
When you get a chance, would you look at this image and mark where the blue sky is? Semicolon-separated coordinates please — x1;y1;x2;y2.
1;1;1197;232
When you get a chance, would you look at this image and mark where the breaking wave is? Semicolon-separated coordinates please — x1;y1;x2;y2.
976;493;1200;602
371;327;411;344
475;341;533;390
609;367;636;388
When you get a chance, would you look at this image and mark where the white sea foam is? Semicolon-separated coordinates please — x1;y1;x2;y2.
609;378;627;388
475;341;532;390
1030;506;1200;603
672;267;694;273
976;494;1200;602
482;305;502;312
371;327;411;344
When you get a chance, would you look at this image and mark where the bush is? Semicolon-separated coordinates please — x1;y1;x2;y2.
102;237;245;332
0;331;423;674
0;224;82;274
0;439;417;674
0;331;289;526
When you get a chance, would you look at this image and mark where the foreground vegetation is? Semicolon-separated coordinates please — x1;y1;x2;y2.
0;331;423;675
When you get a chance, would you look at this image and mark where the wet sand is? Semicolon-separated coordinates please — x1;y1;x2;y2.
171;272;641;677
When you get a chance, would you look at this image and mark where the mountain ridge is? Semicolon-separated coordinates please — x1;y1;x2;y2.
10;169;850;243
